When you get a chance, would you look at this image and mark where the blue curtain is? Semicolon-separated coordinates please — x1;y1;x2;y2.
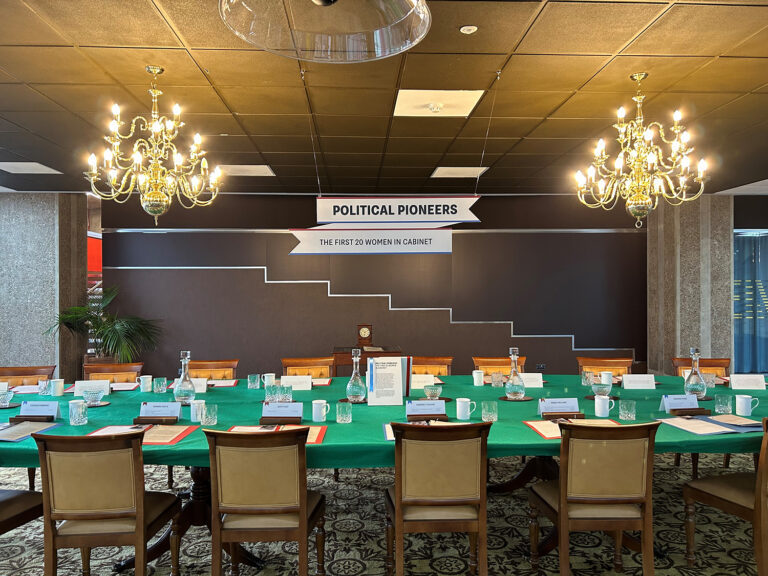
734;234;768;373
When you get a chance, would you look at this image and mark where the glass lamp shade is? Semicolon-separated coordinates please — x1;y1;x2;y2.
219;0;431;63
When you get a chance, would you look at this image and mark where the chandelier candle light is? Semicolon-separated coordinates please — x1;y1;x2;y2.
84;66;222;225
575;72;708;228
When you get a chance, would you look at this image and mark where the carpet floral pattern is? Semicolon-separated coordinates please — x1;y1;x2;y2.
0;453;759;575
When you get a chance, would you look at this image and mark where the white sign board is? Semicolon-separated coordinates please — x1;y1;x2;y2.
290;228;452;255
317;196;479;224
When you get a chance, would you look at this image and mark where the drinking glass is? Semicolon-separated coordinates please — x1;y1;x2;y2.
619;399;636;421
423;385;442;400
581;371;594;387
490;372;504;388
0;390;14;408
591;381;612;397
702;373;717;389
481;401;498;422
265;383;280;403
248;374;261;390
69;400;88;426
153;377;168;394
715;394;732;415
38;379;52;396
337;402;352;424
201;403;218;426
82;389;105;407
278;383;293;403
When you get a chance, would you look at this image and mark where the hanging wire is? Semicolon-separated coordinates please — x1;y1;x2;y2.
474;70;501;196
301;68;324;197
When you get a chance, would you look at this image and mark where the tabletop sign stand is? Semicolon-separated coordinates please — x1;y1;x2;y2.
134;416;178;425
541;412;584;421
259;416;303;425
407;413;449;422
670;408;711;416
10;415;54;423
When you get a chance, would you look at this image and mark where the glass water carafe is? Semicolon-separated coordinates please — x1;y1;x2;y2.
346;348;367;403
683;347;707;399
174;350;196;406
505;347;526;400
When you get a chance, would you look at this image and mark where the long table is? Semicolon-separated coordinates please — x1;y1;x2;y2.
2;374;766;470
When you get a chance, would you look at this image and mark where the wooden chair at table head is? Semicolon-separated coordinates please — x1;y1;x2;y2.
281;357;336;378
528;421;660;575
671;357;731;378
411;356;453;376
0;365;56;388
83;363;143;384
188;360;238;380
472;356;526;376
576;357;633;376
385;422;492;576
204;427;326;576
32;431;182;576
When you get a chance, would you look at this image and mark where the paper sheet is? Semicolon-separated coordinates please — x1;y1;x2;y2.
312;378;332;386
710;414;762;427
281;424;327;444
229;425;279;433
89;425;150;436
0;421;58;442
524;419;620;440
142;425;198;445
208;379;238;387
11;385;39;394
110;382;140;391
659;417;733;435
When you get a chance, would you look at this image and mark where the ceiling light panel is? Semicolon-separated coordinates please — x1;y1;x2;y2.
0;162;62;174
218;164;276;176
394;90;485;117
431;166;489;178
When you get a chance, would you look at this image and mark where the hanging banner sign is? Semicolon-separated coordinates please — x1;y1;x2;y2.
317;196;479;224
290;228;452;255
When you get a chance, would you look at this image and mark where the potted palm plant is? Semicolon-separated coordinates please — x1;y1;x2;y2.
49;286;161;363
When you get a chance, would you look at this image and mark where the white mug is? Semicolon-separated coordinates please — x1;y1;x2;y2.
736;395;759;416
600;371;613;386
190;399;205;422
137;375;153;392
456;397;476;421
51;379;65;396
312;399;330;422
595;395;615;417
472;370;484;387
263;373;276;386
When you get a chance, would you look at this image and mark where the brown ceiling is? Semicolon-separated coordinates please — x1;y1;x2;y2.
0;0;767;196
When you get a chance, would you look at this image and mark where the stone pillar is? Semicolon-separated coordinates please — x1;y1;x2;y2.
0;193;87;381
647;195;733;375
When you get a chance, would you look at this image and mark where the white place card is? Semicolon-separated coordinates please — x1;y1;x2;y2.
368;357;407;406
520;373;544;388
406;400;446;416
139;402;181;419
262;402;303;419
659;394;698;413
11;385;39;394
410;374;436;390
0;382;8;392
280;375;313;391
20;401;61;419
729;374;767;390
110;382;140;391
622;374;656;389
74;380;111;397
538;398;579;415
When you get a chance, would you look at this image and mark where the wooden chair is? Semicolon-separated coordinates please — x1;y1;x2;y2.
385;422;492;576
683;418;768;574
472;356;526;376
83;362;143;384
528;421;660;575
32;431;182;576
411;356;453;376
672;357;731;378
0;488;43;537
576;357;633;376
204;427;326;576
281;357;336;378
0;365;56;387
188;360;238;380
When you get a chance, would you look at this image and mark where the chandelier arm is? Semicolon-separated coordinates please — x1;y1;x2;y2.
88;179;122;201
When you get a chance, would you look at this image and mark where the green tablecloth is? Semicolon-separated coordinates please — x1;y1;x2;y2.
1;375;766;469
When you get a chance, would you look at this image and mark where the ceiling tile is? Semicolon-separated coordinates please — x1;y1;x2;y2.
447;138;520;155
551;92;647;119
326;166;379;178
0;0;66;46
263;152;323;166
401;54;506;90
642;92;741;121
32;83;143;113
205;152;265;166
251;135;314;153
324;153;383;167
200;134;258;153
82;48;208;85
669;58;768;92
127;85;229;113
303;57;402;89
309;88;395;116
441;153;502;167
509;139;584;155
389;117;466;137
0;111;101;148
414;1;540;54
386;138;453;154
314;115;390;137
239;114;310;136
727;27;768;57
459;117;542;138
379;166;434;178
517;2;662;55
320;137;386;154
483;165;542;179
703;94;768;121
271;165;326;178
626;4;768;56
192;50;303;87
583;56;711;92
473;91;571;118
0;84;62;111
496;154;562;168
153;0;256;49
0;47;111;84
25;0;179;47
178;113;244;136
498;55;608;91
218;87;308;114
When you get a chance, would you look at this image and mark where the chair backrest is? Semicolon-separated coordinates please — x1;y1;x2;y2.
83;363;143;383
281;357;336;378
205;427;308;518
0;365;56;387
411;356;454;376
391;422;491;509
559;422;660;511
671;357;731;378
188;360;238;380
753;419;768;517
32;432;145;523
472;356;527;376
576;357;633;376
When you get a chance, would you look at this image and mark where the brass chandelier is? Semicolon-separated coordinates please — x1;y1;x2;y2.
85;66;222;225
575;72;707;228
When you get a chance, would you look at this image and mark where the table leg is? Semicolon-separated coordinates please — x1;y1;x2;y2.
488;456;559;493
114;467;265;572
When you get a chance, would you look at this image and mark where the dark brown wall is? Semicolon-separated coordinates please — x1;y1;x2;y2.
734;196;768;229
102;195;646;376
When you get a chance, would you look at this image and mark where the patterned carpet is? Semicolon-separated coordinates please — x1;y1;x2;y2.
0;453;759;575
